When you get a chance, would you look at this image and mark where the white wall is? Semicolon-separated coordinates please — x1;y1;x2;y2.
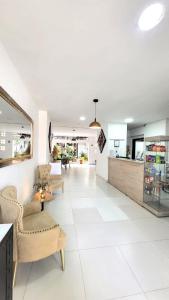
129;120;169;140
38;110;50;164
129;126;144;138
96;123;127;181
96;123;108;181
128;119;169;156
88;136;97;165
166;119;169;135
108;124;127;157
0;42;39;203
144;119;168;137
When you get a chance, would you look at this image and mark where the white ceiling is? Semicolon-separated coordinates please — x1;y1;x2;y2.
0;0;169;129
52;125;97;137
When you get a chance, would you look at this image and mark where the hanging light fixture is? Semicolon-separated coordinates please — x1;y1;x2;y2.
72;129;76;141
89;99;101;129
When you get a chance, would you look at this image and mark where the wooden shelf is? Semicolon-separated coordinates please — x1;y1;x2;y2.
145;135;169;142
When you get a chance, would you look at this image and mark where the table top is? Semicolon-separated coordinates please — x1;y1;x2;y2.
33;191;54;203
0;224;12;242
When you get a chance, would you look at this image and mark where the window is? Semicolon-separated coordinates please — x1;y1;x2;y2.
0;146;5;151
0;139;5;145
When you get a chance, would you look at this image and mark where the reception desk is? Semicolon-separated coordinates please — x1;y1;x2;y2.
108;157;144;205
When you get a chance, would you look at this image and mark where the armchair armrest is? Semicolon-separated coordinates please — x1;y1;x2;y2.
23;201;41;218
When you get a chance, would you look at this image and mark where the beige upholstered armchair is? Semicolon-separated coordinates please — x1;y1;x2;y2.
0;186;66;286
36;164;64;193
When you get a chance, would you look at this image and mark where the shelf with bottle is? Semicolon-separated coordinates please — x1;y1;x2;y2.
143;135;169;217
145;154;166;164
146;144;166;152
145;151;166;155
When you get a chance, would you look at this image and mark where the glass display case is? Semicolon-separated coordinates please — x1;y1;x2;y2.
143;136;169;216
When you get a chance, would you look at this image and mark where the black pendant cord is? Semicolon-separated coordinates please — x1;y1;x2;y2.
93;98;98;121
95;102;96;121
89;98;101;128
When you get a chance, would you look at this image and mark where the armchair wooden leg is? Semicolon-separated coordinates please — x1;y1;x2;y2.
60;249;65;271
13;261;18;287
62;183;64;193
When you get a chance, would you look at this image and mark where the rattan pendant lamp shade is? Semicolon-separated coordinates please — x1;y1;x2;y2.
89;99;101;129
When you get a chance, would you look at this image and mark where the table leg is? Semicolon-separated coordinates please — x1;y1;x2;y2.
41;202;44;211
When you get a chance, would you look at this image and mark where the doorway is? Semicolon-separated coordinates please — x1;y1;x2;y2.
132;137;144;160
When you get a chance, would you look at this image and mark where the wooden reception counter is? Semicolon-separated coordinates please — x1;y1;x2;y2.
108;157;144;205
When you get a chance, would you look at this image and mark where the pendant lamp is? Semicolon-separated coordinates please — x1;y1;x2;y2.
89;99;101;129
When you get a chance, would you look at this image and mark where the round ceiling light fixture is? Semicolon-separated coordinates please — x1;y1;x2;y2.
89;99;101;129
0;110;2;114
138;3;165;31
80;116;86;121
124;118;134;123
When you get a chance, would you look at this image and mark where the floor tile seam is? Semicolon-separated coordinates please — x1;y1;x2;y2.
22;262;33;300
144;285;169;295
73;221;105;225
73;221;84;260
115;237;169;246
71;208;76;224
76;249;88;300
62;239;155;252
117;245;144;294
105;291;148;300
78;242;139;251
71;217;160;224
73;219;142;225
52;245;87;299
75;237;169;251
119;251;169;294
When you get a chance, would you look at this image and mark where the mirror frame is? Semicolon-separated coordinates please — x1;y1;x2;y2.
0;86;33;167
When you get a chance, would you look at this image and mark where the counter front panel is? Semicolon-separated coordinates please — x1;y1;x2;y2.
108;157;144;204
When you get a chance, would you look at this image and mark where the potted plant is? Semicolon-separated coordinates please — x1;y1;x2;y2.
79;152;88;164
79;157;84;164
80;152;88;164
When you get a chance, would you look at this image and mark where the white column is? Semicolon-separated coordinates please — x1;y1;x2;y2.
96;123;127;181
88;136;97;165
38;110;50;164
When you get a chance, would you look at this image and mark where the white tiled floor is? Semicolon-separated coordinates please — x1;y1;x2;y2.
14;165;169;300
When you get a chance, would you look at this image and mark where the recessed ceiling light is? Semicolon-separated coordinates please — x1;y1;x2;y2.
124;118;134;123
138;3;165;31
0;111;2;114
80;116;86;121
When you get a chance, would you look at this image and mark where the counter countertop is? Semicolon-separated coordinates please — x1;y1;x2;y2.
0;224;12;242
108;157;144;164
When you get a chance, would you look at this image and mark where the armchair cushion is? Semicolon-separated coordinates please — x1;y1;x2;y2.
23;211;56;231
49;174;63;180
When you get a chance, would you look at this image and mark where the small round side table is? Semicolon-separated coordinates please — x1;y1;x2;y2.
33;191;54;211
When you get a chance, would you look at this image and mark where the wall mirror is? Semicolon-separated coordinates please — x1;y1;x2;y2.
0;87;33;167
